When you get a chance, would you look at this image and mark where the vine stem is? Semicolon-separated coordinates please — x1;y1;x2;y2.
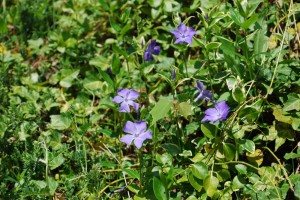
266;0;292;98
263;147;294;192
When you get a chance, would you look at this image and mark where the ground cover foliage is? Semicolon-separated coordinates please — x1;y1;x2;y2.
0;0;300;199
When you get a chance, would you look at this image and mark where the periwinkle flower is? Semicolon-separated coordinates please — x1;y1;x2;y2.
202;101;230;123
144;40;160;61
171;69;176;80
171;24;196;44
120;121;152;149
195;81;213;101
112;88;140;112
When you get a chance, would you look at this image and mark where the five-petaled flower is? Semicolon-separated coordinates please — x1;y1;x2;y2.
202;101;230;123
144;40;160;61
120;121;152;149
195;81;213;101
171;24;196;44
112;88;140;112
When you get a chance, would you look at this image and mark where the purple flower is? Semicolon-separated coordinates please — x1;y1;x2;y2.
171;24;196;44
195;81;213;101
171;69;176;80
112;88;140;112
120;121;152;149
144;40;160;61
202;101;230;123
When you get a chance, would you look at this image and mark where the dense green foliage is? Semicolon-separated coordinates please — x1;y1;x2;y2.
0;0;300;199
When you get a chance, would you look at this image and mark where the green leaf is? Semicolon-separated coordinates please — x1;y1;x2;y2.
0;18;8;33
0;122;7;139
31;180;47;189
47;177;58;195
205;42;221;51
122;168;140;179
49;154;65;170
239;139;255;154
150;99;172;124
235;164;247;175
217;36;236;56
294;181;300;199
112;54;121;74
176;101;192;119
232;175;245;190
203;175;219;197
50;113;72;130
161;143;181;155
153;176;167;200
254;29;267;60
241;14;259;29
229;9;244;26
223;143;236;161
201;123;217;139
283;93;300;112
98;68;115;88
232;87;246;103
188;171;203;192
156;153;172;165
284;152;300;160
109;17;121;32
191;163;208;180
59;69;80;88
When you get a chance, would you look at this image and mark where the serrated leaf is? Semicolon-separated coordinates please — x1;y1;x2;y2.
153;176;167;200
204;175;219;197
150;99;172;124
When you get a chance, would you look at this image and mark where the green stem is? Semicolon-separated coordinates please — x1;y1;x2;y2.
138;149;144;194
183;50;188;78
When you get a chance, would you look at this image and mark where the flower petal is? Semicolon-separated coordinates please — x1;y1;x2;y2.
117;88;130;97
112;95;124;103
202;108;220;122
139;130;152;140
183;37;193;44
174;38;185;44
153;46;160;55
144;51;152;61
215;101;230;120
203;90;213;101
120;134;135;147
178;24;187;33
119;102;130;112
171;30;181;38
127;89;140;100
134;121;147;135
196;81;204;92
123;121;136;135
187;27;196;37
127;101;139;111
